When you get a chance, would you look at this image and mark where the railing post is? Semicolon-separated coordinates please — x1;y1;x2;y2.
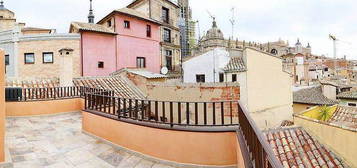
194;103;198;125
178;102;181;124
221;102;224;125
161;102;165;122
186;102;189;125
170;102;173;127
213;102;216;125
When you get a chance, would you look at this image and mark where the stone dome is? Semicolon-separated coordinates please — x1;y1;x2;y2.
205;18;224;40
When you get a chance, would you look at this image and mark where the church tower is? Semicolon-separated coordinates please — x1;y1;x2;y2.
295;38;302;54
88;0;95;23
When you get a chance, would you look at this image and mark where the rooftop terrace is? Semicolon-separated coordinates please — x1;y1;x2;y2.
6;112;176;168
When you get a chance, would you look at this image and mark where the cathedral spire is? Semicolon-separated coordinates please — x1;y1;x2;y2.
0;0;4;8
88;0;95;23
212;17;217;28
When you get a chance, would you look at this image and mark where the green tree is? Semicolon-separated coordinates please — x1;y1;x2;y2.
318;105;331;121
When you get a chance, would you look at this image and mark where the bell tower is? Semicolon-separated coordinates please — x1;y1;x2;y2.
88;0;95;23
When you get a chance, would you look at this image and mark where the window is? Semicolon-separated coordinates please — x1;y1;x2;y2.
165;50;172;70
348;103;356;107
98;61;104;68
196;74;205;83
42;52;53;64
5;55;9;65
136;57;146;68
219;73;224;82
162;7;169;23
124;20;130;29
163;28;171;43
232;74;237;82
107;20;112;27
24;53;35;64
146;25;151;37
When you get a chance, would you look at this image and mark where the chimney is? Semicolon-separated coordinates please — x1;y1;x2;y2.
59;48;74;86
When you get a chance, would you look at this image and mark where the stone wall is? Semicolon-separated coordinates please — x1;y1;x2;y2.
122;72;240;123
17;38;80;80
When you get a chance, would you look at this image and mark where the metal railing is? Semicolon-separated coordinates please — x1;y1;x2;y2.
5;86;114;102
238;102;283;168
83;92;284;167
84;93;240;129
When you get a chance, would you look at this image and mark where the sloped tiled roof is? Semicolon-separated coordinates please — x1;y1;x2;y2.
6;78;59;88
113;8;160;25
224;57;246;72
73;76;145;99
21;27;52;31
112;68;167;79
265;127;347;168
328;106;357;129
337;91;357;100
70;22;116;34
293;86;338;105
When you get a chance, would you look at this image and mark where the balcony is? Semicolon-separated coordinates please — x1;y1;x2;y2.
83;91;284;167
4;86;284;167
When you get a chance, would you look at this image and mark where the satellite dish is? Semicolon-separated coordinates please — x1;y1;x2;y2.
161;67;168;75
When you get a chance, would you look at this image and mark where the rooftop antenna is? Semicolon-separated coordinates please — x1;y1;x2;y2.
229;7;236;39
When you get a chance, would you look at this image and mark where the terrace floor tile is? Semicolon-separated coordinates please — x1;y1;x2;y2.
5;112;178;168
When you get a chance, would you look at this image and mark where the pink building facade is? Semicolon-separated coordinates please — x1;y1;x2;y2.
71;8;161;76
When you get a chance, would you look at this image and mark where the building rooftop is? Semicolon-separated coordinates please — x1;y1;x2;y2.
264;127;347;168
224;57;246;72
112;68;167;79
293;86;338;105
70;22;117;35
127;0;179;8
337;91;357;100
6;78;59;88
112;8;160;25
328;106;357;129
73;76;145;99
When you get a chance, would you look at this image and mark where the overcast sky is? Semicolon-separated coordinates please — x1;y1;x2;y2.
4;0;357;59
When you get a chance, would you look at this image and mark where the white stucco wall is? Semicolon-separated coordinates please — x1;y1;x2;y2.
242;48;293;129
183;48;230;83
322;85;337;100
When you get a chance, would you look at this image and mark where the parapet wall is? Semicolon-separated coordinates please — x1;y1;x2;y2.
6;98;84;117
146;82;240;102
82;111;240;167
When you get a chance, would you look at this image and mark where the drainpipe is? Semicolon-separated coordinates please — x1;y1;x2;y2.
149;0;152;18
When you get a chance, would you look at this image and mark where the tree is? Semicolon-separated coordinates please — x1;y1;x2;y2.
318;105;331;121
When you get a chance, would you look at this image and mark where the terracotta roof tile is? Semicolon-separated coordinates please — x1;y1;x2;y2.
113;8;160;25
328;106;357;129
293;86;338;105
70;22;116;34
73;76;145;99
337;91;357;100
264;127;347;168
223;57;246;72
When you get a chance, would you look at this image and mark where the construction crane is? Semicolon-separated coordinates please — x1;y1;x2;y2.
229;7;236;39
329;34;338;75
207;10;216;22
